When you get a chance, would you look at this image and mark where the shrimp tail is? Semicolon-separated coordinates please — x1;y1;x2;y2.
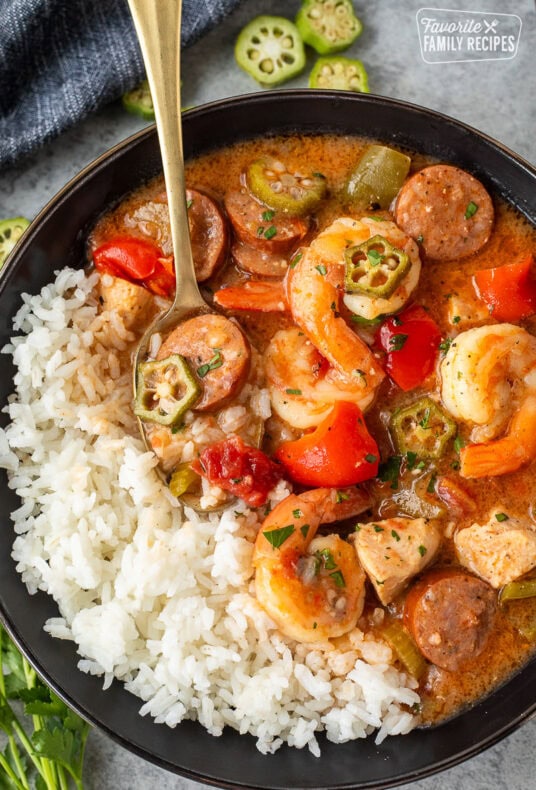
461;396;536;478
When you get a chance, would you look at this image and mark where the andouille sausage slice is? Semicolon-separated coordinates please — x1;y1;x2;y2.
157;315;250;411
404;568;496;672
231;239;289;277
186;189;228;281
394;165;494;261
224;189;308;254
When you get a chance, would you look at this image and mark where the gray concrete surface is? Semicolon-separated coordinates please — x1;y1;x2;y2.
1;0;535;788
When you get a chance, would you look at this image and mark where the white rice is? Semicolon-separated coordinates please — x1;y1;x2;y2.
0;268;420;755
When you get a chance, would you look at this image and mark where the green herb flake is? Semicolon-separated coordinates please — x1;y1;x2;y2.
452;315;461;324
313;621;318;629
186;199;193;209
465;201;478;219
354;523;362;532
495;512;509;522
289;251;303;269
439;338;452;356
379;455;402;490
329;570;346;588
391;529;401;542
171;422;185;434
263;524;295;548
313;172;325;179
427;473;437;494
453;434;466;453
367;249;383;267
389;333;408;352
419;408;431;430
257;226;264;236
317;549;337;570
230;477;243;484
365;453;378;464
418;544;427;557
197;349;223;378
292;508;303;519
315;264;327;276
373;524;385;533
406;451;418;470
336;490;350;503
262;209;275;222
264;225;277;240
285;387;302;395
300;524;310;538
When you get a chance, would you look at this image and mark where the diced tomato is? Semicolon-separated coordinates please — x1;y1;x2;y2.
93;238;175;297
377;305;441;391
473;255;536;322
191;435;284;507
275;401;379;487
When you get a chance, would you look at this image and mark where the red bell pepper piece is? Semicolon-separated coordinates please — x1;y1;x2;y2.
377;305;441;391
275;401;379;488
93;237;175;297
191;435;284;507
473;255;536;322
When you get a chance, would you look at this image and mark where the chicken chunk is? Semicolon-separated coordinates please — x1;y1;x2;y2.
97;273;154;331
349;517;441;605
454;513;536;588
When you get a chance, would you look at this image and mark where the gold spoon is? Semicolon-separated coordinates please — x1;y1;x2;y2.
127;0;210;456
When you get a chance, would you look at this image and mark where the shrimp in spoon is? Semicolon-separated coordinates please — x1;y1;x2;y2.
440;323;536;477
253;487;369;642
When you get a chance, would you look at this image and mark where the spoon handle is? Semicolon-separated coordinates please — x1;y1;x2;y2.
127;0;205;315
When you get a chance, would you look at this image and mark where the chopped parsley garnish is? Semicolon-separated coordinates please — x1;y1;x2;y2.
316;549;337;570
452;315;461;324
391;529;401;541
230;477;243;484
329;570;346;588
315;264;327;276
427;473;437;493
285;388;302;395
336;490;350;503
365;453;378;464
406;451;418;470
418;545;427;557
464;201;478;219
495;512;509;522
389;333;408;352
197;349;223;378
171;422;185;434
289;251;303;269
367;249;383;267
300;524;310;538
453;434;466;454
292;508;303;518
439;338;452;355
263;524;295;548
419;408;431;429
379;455;402;490
373;524;384;533
262;209;275;222
257;226;264;236
186;198;193;209
264;225;277;240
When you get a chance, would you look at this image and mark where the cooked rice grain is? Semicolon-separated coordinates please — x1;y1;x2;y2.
0;268;419;754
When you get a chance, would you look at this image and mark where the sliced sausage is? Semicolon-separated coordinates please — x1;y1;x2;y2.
123;189;227;282
157;314;250;411
186;188;228;281
404;568;496;672
394;165;494;261
224;189;308;254
231;240;289;277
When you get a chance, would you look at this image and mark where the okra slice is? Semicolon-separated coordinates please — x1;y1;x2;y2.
235;16;306;86
122;80;155;121
345;235;410;298
0;217;30;268
247;157;327;215
134;354;200;426
345;145;411;209
391;398;457;459
296;0;363;54
309;56;369;92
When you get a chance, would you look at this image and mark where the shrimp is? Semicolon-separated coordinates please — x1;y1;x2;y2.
253;487;369;642
440;323;536;477
265;326;376;428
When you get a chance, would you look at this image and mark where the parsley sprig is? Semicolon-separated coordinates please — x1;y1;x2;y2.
0;624;90;789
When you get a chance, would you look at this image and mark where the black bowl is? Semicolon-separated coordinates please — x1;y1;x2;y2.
1;91;535;790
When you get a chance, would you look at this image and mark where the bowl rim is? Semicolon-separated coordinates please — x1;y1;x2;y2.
1;88;536;790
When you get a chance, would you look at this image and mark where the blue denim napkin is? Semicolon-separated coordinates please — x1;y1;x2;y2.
0;0;242;170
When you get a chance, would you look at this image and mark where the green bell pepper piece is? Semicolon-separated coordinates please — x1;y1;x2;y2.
235;16;306;86
345;144;411;209
134;354;200;426
345;235;410;298
391;398;457;459
296;0;363;54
